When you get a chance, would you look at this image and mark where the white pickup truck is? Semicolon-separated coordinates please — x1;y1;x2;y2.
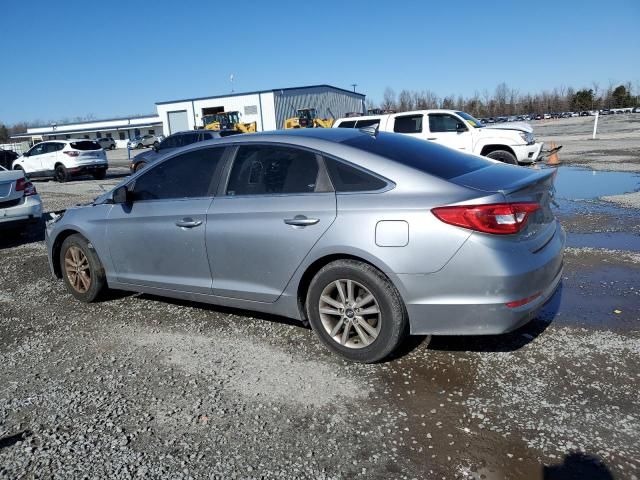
333;109;543;165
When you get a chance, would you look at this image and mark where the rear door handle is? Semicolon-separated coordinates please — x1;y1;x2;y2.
175;218;202;228
427;137;437;140
284;215;320;227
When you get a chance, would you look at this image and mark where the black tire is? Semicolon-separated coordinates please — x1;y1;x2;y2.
60;234;107;303
134;161;146;172
486;149;518;165
92;169;107;180
306;259;408;363
153;141;159;147
110;144;116;150
54;164;69;182
137;143;143;149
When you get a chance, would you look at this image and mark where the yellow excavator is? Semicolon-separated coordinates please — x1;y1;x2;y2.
284;108;334;129
203;111;257;133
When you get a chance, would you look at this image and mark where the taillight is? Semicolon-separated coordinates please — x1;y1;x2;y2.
16;177;37;196
432;202;540;235
64;151;80;157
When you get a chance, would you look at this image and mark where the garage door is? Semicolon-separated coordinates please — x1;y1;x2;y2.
168;110;189;134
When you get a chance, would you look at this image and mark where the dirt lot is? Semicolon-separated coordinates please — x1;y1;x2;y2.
1;122;639;479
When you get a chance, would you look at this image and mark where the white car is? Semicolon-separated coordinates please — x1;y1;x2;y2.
127;134;160;149
12;140;108;182
334;109;543;165
0;166;42;232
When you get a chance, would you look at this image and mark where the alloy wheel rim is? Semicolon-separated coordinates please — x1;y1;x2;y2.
318;279;381;349
64;246;91;293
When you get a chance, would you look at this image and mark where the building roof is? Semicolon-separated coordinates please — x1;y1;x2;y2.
29;113;160;129
156;84;365;106
11;121;162;139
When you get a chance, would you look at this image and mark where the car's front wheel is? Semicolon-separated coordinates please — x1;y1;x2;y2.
110;144;116;150
486;149;518;165
60;234;107;302
306;259;408;363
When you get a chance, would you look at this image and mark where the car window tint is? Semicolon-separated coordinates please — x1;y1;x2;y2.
343;132;489;180
324;157;387;192
70;141;101;150
226;146;319;196
44;143;58;153
30;144;45;156
132;147;225;201
428;114;462;133
337;120;356;128
393;114;423;133
183;132;199;145
159;135;178;149
355;119;380;128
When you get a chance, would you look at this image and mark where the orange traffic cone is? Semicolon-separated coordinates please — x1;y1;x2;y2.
546;141;560;165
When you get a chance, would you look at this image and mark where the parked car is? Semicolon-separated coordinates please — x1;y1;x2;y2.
130;129;241;172
45;129;565;363
97;137;116;150
0;165;42;233
0;148;19;169
12;140;108;182
333;109;543;165
127;134;160;149
633;107;640;113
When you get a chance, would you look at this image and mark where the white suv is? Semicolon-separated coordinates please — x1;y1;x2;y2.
12;140;108;182
335;110;543;165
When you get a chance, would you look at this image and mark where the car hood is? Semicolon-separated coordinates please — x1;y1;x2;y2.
482;122;533;133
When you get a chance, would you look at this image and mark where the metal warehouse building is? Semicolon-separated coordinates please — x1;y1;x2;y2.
156;84;366;135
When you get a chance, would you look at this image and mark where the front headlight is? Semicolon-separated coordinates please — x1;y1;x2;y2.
519;131;535;144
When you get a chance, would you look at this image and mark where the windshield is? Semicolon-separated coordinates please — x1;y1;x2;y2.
455;111;484;128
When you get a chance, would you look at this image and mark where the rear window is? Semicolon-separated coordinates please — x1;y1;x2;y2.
70;141;101;151
218;130;243;138
342;132;490;180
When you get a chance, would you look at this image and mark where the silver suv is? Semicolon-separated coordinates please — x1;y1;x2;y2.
96;137;116;150
127;134;159;149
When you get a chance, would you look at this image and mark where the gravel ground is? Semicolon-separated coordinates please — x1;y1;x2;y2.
1;136;639;479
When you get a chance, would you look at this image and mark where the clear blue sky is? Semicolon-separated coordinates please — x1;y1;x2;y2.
1;0;638;125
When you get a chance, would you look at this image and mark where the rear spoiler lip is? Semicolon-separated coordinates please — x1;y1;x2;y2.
452;165;557;196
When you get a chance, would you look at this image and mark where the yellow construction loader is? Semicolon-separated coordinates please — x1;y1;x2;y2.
203;111;257;133
284;108;334;129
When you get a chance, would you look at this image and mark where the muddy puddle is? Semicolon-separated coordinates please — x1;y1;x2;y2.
566;232;640;251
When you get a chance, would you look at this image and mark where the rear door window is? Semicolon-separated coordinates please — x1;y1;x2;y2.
226;145;319;196
393;114;423;133
70;140;101;150
337;120;357;128
132;147;225;201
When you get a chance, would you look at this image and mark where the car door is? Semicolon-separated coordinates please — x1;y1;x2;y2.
22;143;47;173
206;144;336;302
105;146;227;293
41;142;63;173
426;113;473;151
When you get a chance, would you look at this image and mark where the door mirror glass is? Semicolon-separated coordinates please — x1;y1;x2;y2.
456;122;467;132
112;185;130;204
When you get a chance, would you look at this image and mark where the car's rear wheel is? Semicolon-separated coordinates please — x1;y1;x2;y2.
486;149;518;165
110;144;116;150
54;164;69;182
153;141;159;147
306;259;408;363
60;234;106;302
92;169;106;180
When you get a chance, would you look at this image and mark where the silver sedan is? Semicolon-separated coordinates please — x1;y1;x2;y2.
45;129;564;363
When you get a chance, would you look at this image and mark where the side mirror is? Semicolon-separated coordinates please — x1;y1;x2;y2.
456;122;467;132
23;151;29;157
112;185;131;204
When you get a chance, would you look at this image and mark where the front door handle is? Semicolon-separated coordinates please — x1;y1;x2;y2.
284;215;320;227
175;218;202;228
427;137;437;140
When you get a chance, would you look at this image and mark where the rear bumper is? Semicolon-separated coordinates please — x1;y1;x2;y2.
512;142;543;164
393;222;565;335
68;162;108;175
0;195;43;228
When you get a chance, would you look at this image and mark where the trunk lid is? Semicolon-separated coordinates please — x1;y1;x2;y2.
451;164;558;249
0;169;24;203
